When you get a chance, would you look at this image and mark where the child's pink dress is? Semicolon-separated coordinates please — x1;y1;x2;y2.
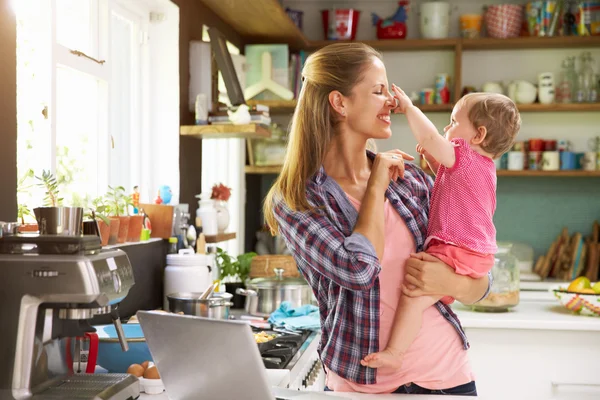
425;138;497;304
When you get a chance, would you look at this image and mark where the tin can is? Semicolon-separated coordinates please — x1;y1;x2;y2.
420;88;434;105
434;73;451;104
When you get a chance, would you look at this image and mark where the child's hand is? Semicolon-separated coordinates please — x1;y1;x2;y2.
391;84;413;114
416;144;434;161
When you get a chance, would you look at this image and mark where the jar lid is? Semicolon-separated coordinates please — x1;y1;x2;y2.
247;268;308;289
166;252;210;267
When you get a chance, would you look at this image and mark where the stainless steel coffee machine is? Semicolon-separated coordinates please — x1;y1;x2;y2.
0;234;140;400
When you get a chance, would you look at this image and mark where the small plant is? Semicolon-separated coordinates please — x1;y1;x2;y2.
35;170;63;207
106;185;127;216
17;169;34;223
87;196;110;225
211;183;232;202
216;247;257;283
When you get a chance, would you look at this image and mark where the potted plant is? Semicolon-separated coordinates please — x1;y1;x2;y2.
16;169;38;232
33;170;82;235
87;196;112;246
216;247;257;309
106;185;129;244
211;183;232;233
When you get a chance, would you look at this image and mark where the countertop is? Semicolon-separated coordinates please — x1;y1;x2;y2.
452;300;600;331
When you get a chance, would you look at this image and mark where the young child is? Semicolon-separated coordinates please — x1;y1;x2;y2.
361;87;521;369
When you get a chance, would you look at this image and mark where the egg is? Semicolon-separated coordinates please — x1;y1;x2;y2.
126;364;144;377
141;361;150;370
143;365;161;379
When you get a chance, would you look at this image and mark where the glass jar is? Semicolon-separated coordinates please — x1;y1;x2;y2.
471;243;520;312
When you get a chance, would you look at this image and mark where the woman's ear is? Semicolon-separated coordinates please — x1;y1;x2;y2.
328;91;346;117
472;126;487;145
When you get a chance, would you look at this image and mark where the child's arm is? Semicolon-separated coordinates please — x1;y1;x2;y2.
392;85;456;168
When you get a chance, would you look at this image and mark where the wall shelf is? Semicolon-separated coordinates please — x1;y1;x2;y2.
307;39;458;52
245;165;282;174
180;124;271;139
516;103;600;112
205;232;237;243
247;99;297;114
246;165;600;178
461;35;600;50
198;0;307;50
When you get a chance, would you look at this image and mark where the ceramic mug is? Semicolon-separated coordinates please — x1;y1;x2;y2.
583;152;597;171
538;72;555;105
542;151;560;171
529;151;543;170
507;151;524;170
560;151;576;170
420;2;451;39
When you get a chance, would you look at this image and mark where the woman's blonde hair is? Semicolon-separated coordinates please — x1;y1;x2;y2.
263;43;382;233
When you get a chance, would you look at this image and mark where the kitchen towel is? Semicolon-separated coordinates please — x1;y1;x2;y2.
268;301;320;331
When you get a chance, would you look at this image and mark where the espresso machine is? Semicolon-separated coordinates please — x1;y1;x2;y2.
0;234;140;400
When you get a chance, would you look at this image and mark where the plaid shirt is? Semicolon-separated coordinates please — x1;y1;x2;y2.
273;151;492;385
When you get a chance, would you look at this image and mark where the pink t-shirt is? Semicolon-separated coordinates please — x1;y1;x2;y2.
326;195;475;393
426;138;497;255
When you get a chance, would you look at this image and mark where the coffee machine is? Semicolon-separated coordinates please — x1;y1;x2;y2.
0;234;139;400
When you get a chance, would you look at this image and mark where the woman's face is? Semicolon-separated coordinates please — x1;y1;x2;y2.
343;58;396;140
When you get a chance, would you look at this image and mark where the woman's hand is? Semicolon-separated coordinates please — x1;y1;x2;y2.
391;84;414;114
403;252;489;304
368;150;414;193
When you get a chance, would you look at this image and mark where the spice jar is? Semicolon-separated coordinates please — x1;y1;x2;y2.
472;243;519;312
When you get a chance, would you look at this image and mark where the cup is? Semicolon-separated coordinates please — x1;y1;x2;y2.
460;14;482;38
560;151;576;170
420;88;434;105
576;153;585;170
529;151;543;170
542;151;560;171
537;72;555;105
582;152;597;171
544;140;557;151
508;151;525;170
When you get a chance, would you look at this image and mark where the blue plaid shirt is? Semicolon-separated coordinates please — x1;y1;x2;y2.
273;151;491;385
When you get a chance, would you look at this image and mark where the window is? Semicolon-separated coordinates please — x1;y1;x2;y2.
16;0;179;214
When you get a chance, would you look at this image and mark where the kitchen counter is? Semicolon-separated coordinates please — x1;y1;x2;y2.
452;300;600;331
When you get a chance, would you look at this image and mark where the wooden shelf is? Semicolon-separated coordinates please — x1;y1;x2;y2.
496;170;600;177
248;165;600;178
245;165;282;174
180;124;271;139
205;232;236;243
418;104;454;112
307;39;458;52
247;99;297;114
516;103;600;112
462;35;600;50
198;0;308;50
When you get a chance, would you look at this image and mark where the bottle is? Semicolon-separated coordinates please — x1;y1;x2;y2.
557;57;574;103
195;193;218;236
168;237;178;254
196;223;206;255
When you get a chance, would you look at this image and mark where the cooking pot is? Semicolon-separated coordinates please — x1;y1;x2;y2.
167;292;233;319
236;268;315;317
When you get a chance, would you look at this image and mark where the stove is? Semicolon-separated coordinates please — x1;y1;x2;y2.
253;327;314;370
251;327;325;391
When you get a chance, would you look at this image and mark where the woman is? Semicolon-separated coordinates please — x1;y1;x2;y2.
263;43;490;396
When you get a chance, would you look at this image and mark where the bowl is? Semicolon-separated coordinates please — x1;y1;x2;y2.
551;285;600;317
95;323;153;373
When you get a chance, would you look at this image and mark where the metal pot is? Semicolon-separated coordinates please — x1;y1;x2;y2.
34;206;83;235
167;292;233;319
236;268;315;317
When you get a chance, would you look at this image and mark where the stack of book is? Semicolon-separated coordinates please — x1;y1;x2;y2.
207;104;271;126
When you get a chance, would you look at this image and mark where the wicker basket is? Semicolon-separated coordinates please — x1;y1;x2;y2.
249;255;300;278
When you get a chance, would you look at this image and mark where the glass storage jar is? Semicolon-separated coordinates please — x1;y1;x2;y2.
472;243;520;312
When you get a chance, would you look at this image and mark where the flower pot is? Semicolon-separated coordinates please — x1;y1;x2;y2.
18;223;39;233
117;216;130;243
127;215;144;242
225;282;246;309
108;217;120;245
98;219;111;246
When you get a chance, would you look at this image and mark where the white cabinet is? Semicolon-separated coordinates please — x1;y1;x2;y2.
454;302;600;400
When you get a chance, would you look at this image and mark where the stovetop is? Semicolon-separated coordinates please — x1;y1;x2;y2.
252;327;316;371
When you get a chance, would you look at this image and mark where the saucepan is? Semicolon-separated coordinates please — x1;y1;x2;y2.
236;268;315;317
167;292;234;319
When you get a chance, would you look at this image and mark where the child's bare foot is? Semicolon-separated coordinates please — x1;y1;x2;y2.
360;348;405;369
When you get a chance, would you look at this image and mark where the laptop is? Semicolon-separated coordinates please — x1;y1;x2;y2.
136;311;340;400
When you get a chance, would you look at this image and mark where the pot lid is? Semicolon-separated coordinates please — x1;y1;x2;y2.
248;268;308;289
